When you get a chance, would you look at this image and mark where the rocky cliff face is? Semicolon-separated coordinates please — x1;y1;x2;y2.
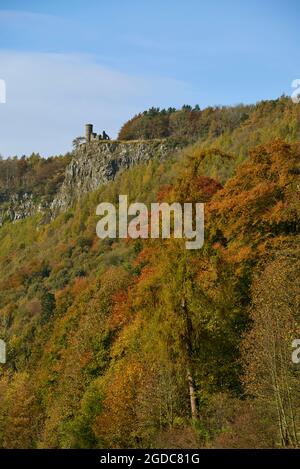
51;140;179;214
0;140;180;225
0;192;48;226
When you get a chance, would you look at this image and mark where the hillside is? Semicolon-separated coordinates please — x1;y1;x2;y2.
1;96;300;224
119;96;300;159
0;97;299;449
0;153;71;225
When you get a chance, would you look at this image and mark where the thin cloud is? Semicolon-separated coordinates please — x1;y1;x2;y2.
0;51;195;157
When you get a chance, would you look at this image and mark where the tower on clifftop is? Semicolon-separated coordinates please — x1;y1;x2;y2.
85;124;93;143
85;123;110;142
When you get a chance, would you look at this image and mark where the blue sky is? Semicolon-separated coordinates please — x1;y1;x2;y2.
0;0;299;156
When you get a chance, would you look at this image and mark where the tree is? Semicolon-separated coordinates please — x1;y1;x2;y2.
0;372;40;448
242;248;300;447
40;289;56;324
72;137;85;149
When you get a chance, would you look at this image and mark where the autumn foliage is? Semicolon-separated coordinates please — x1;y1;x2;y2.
0;103;299;450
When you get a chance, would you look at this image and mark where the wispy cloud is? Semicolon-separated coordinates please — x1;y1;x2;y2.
0;9;71;31
0;51;195;157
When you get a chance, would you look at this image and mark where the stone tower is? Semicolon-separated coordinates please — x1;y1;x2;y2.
85;124;93;143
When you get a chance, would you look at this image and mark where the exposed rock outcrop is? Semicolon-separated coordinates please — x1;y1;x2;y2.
0;192;47;226
51;140;179;214
0;140;181;225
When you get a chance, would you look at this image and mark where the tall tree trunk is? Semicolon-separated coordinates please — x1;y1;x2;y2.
187;367;198;420
181;296;198;420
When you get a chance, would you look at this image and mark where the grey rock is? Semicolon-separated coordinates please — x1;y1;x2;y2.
0;140;181;226
51;140;179;214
